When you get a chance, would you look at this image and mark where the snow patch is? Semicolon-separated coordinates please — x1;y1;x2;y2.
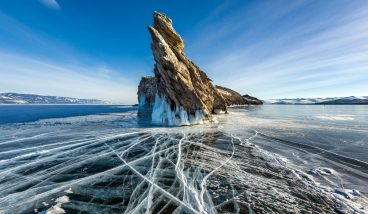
64;187;73;194
217;88;231;96
46;196;70;214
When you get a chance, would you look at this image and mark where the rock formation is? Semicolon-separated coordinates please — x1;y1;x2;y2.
215;86;263;106
138;76;157;109
138;12;262;126
242;94;263;105
215;85;246;106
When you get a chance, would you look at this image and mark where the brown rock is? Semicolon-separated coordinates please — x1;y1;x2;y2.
216;85;246;106
137;12;261;125
243;94;263;105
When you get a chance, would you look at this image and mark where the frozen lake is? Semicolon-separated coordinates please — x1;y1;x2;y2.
0;104;367;213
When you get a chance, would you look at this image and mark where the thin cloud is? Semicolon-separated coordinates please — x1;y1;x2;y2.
0;11;144;104
187;1;368;99
0;52;138;104
39;0;60;10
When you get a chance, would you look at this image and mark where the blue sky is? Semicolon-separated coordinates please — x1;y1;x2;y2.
0;0;367;103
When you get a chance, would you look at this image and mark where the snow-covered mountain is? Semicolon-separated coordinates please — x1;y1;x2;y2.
265;96;368;105
0;93;106;104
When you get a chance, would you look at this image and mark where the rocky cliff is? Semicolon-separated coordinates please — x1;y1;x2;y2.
138;12;261;126
215;85;246;106
138;76;157;108
243;94;263;105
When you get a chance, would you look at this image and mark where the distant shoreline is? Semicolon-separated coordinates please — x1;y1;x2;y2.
265;103;368;105
0;103;135;106
1;103;367;106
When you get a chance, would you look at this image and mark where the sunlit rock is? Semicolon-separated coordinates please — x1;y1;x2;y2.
216;85;246;106
138;12;261;126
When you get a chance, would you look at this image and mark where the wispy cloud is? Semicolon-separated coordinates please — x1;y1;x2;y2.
38;0;60;10
1;1;366;101
187;0;368;99
0;52;137;104
0;10;141;104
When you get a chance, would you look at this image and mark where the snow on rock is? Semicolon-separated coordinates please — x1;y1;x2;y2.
0;93;105;104
217;88;232;96
266;96;368;105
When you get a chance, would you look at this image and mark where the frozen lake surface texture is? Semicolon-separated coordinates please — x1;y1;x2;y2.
0;105;367;213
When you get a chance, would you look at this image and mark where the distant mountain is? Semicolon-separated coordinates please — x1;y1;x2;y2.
265;96;368;105
0;93;107;104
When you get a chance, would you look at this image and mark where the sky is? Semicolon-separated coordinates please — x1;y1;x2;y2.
0;0;367;103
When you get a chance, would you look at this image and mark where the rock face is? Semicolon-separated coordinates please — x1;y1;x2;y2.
243;94;263;105
216;85;246;106
138;12;261;126
138;76;157;108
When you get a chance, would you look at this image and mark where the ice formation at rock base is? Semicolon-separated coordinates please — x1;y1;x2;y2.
151;94;208;126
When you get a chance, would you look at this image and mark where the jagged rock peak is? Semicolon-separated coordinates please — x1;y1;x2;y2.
137;12;260;126
152;12;184;52
145;12;228;125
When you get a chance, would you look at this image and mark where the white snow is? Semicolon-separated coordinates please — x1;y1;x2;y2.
13;99;28;104
344;96;365;100
217;88;231;96
64;187;73;194
265;96;368;104
46;196;70;214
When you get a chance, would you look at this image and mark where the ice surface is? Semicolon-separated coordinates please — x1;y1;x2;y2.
251;148;288;169
334;188;361;199
315;114;355;121
309;167;335;176
0;106;367;213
